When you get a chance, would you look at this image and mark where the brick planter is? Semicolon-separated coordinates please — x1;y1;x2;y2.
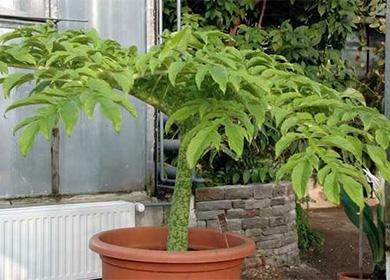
195;182;299;267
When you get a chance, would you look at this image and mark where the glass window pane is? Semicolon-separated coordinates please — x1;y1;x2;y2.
57;0;148;194
0;0;48;18
0;28;51;198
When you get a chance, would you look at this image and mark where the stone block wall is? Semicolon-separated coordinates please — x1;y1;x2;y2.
195;182;299;266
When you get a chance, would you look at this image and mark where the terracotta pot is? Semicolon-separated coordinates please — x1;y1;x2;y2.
90;226;256;279
337;272;371;280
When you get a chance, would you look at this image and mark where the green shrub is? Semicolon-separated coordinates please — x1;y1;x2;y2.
296;202;324;251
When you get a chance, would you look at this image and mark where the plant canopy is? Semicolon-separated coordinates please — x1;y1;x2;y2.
1;24;390;251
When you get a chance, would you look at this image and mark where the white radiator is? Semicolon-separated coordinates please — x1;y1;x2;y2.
0;200;145;280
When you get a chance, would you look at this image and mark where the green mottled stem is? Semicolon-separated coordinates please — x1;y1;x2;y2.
167;135;192;251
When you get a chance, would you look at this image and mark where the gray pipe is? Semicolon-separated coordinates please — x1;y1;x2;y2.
177;0;181;31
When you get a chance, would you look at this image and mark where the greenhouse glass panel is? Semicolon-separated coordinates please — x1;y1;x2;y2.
56;0;148;193
0;27;51;198
0;0;48;18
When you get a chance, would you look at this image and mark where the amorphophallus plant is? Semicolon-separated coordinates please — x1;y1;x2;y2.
1;23;390;252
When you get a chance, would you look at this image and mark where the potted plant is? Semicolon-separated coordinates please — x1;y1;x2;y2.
1;23;390;279
338;170;385;280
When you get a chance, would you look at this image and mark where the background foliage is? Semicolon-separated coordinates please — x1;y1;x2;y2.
163;0;386;187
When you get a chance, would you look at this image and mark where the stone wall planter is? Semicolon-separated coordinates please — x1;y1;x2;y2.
195;182;299;267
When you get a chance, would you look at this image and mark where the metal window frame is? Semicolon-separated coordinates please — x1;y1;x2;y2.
384;0;390;271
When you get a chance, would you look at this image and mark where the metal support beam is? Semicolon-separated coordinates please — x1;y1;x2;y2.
0;14;87;23
384;0;390;277
144;0;158;196
386;1;390;118
177;0;181;30
51;128;60;196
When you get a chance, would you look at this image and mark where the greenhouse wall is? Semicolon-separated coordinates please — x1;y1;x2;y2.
0;0;156;198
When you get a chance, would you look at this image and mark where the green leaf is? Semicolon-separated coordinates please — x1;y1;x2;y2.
317;165;331;185
274;108;291;127
86;29;100;43
135;54;149;75
88;79;112;95
339;174;364;210
0;61;8;74
19;122;40;156
322;135;362;161
345;136;363;161
99;97;122;132
38;114;58;140
232;173;240;184
209;130;221;149
276;92;302;106
281;114;312;135
113;95;138;118
375;130;390;149
13;116;40;135
276;153;305;181
2;73;34;97
168;61;185;86
214;53;237;69
246;102;265;127
165;104;198;133
149;57;161;73
243;169;251;184
5;95;55;114
366;144;390;182
160;28;191;59
186;125;218;168
195;67;208;90
291;159;312;198
275;133;302;157
323;172;340;205
229;73;241;92
6;47;36;65
112;70;134;93
259;168;267;182
225;123;245;157
0;31;21;43
77;67;98;78
225;47;242;60
318;5;326;16
366;145;387;166
61;101;79;136
46;51;70;66
314;113;327;124
83;96;98;119
210;65;228;93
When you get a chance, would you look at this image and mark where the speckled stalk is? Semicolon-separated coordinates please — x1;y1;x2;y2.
167;135;192;251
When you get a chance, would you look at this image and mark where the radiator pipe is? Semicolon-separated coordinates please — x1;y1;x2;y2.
144;202;172;208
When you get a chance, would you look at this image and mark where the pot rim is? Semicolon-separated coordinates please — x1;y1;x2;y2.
89;226;256;264
337;272;372;279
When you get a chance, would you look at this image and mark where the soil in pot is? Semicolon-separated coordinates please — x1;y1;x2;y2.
90;226;256;280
